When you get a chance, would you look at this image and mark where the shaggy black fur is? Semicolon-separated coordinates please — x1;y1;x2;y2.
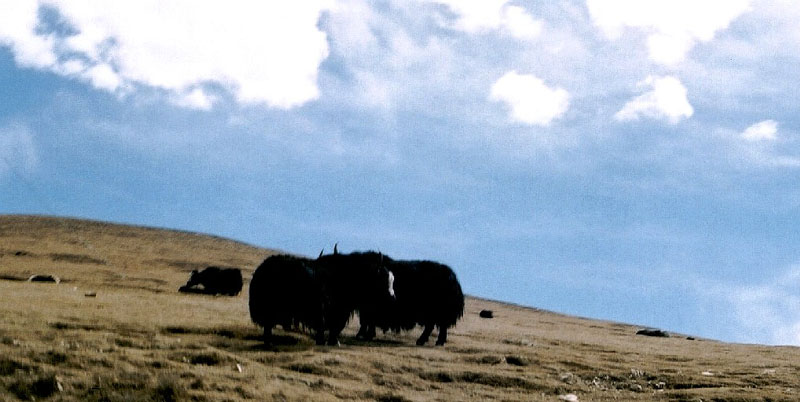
179;266;242;296
356;256;464;346
249;255;323;342
248;252;394;346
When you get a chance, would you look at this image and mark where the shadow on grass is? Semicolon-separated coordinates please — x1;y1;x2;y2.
251;334;316;353
161;325;250;340
49;321;105;332
419;370;549;391
161;324;416;353
342;337;408;347
82;374;191;402
0;274;25;282
9;374;62;401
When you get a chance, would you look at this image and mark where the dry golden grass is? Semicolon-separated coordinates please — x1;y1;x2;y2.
1;215;799;401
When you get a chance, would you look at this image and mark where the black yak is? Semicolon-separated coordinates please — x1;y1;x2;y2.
249;255;323;341
356;257;464;346
179;266;243;296
249;251;394;346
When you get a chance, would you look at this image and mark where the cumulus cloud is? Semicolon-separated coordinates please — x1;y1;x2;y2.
0;1;333;109
489;71;569;126
614;75;693;123
586;0;751;65
741;120;778;141
426;0;542;40
0;123;38;180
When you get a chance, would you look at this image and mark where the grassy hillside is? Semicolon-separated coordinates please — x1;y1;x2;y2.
0;215;798;401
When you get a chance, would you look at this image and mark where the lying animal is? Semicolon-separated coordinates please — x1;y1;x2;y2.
179;266;243;296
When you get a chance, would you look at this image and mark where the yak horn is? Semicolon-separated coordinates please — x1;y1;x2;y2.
333;243;339;255
318;249;324;258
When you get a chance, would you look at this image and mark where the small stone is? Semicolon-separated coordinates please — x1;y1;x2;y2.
479;310;493;318
558;394;579;402
236;363;243;373
630;384;643;392
701;371;714;376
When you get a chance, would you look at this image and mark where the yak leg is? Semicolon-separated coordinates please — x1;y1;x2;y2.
356;324;370;339
356;324;376;340
314;329;327;345
279;320;293;331
262;326;273;344
356;311;376;340
416;324;434;346
327;333;342;347
435;326;448;346
312;310;328;345
313;317;327;345
326;311;352;346
327;319;347;346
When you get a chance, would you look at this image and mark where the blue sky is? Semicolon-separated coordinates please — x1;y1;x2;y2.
2;0;800;345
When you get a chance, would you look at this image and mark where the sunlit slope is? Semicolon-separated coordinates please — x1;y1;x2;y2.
1;215;798;401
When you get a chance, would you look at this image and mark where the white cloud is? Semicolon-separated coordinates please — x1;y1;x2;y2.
0;1;57;68
714;122;800;168
327;0;380;52
741;120;778;141
426;0;542;40
84;63;122;91
173;88;216;111
497;4;543;40
586;0;751;65
325;1;461;111
615;75;693;123
0;123;38;180
0;1;333;109
489;71;569;126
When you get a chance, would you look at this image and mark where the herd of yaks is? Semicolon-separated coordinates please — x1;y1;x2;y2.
179;247;465;346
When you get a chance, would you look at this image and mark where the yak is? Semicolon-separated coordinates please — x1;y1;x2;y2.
249;251;394;346
179;266;243;296
356;256;464;346
249;255;323;341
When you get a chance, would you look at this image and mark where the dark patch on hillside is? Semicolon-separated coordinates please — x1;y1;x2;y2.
49;253;106;265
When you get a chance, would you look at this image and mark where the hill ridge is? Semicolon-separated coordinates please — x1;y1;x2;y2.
0;214;270;251
1;214;798;401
